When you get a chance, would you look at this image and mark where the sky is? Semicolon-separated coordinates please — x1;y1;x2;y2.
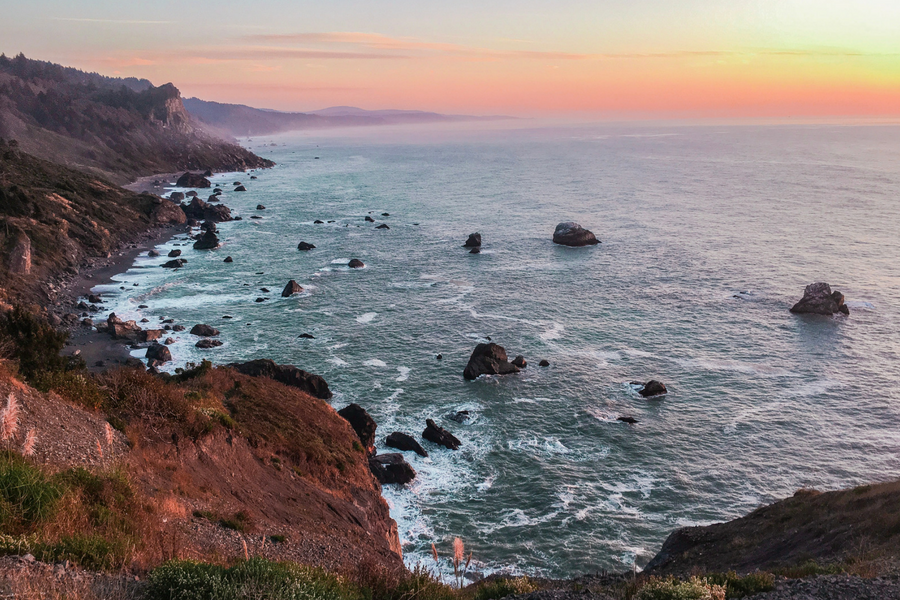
3;0;900;118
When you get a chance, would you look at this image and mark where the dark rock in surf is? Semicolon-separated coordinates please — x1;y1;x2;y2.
282;280;303;297
313;220;324;224
164;337;175;345
257;204;266;210
190;324;220;337
463;233;481;248
790;282;849;316
338;403;377;455
88;294;102;304
463;343;520;380
297;242;316;251
196;339;223;349
169;192;185;202
161;259;187;268
512;355;527;368
348;259;365;269
234;185;247;192
182;197;232;222
636;380;667;398
469;247;481;254
176;172;211;188
193;230;219;250
186;191;198;198
148;250;160;257
172;325;185;332
382;212;389;216
376;223;390;229
146;343;172;363
224;256;233;263
447;410;470;423
369;453;416;485
167;249;182;258
299;333;315;339
423;419;461;450
203;169;213;177
552;222;599;246
365;216;375;223
385;432;428;457
228;358;332;399
618;416;639;424
539;359;550;367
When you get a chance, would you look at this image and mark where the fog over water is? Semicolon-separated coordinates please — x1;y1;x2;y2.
96;122;900;577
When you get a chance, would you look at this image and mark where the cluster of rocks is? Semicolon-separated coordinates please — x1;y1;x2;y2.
790;282;850;316
337;403;464;486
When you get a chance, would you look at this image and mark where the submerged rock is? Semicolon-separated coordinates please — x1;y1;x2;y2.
385;432;428;457
228;358;332;399
338;403;377;455
423;419;461;450
282;280;303;297
618;416;639;424
790;282;849;316
552;222;599;246
463;343;520;380
365;216;375;223
148;250;160;257
257;204;266;210
369;453;416;485
463;233;482;248
446;410;470;424
375;223;390;229
636;380;667;398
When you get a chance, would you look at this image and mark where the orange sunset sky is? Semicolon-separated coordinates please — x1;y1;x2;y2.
3;0;900;117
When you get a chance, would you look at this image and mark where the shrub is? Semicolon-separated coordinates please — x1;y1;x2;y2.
32;534;131;570
0;306;69;382
32;369;106;410
771;560;843;579
706;572;775;598
0;451;63;531
219;510;252;533
474;577;540;600
635;576;726;600
146;557;365;600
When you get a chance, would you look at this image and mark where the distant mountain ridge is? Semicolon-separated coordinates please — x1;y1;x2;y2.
0;54;272;184
184;97;511;137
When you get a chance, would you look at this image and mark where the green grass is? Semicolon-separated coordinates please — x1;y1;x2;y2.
0;451;64;530
771;560;844;579
706;572;775;598
473;577;540;600
32;534;131;570
633;576;726;600
146;557;366;600
219;511;252;533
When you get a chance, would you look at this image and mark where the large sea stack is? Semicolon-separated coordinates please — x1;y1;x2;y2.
463;342;521;380
790;282;850;316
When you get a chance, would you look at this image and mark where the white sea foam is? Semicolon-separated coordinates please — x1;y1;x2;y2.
356;312;377;324
327;357;349;367
363;358;388;367
396;366;410;381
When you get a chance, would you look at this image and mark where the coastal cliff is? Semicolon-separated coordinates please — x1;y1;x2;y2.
0;54;273;184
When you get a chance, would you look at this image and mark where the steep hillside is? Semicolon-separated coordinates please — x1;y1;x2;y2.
0;140;186;306
645;482;900;576
0;54;273;183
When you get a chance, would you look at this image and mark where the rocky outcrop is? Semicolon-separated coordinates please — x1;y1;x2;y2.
182;197;232;222
282;280;303;297
463;343;521;380
385;432;428;457
169;192;185;202
338;403;377;455
192;230;219;250
137;329;164;343
790;282;850;316
176;172;211;188
369;453;416;485
227;359;332;400
552;222;599;246
297;242;316;251
463;233;482;248
8;232;31;275
145;343;172;363
190;324;219;337
636;380;667;398
150;198;187;225
423;419;461;450
512;355;527;368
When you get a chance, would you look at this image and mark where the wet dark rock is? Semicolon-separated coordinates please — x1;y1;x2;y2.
260;288;270;293
257;204;266;210
161;259;187;268
299;333;315;339
553;222;600;246
790;282;849;316
139;318;149;323
463;343;520;380
469;247;481;254
203;169;213;177
539;359;550;367
234;185;247;192
167;249;182;258
282;280;303;297
337;403;377;455
436;353;442;360
87;294;102;304
369;453;416;485
385;432;428;457
228;358;332;399
182;197;232;222
250;215;262;219
213;188;223;193
463;233;482;248
512;355;527;368
381;212;389;216
297;242;316;251
365;216;375;223
81;318;93;328
169;192;185;202
348;259;365;269
138;304;148;309
190;324;220;337
146;343;172;362
423;419;461;450
193;230;220;250
148;250;160;257
618;416;639;424
207;195;219;202
313;220;324;224
636;380;667;398
250;175;257;179
186;191;198;198
233;181;242;186
447;410;470;423
196;339;223;349
200;221;217;232
255;297;267;302
172;325;186;332
137;329;164;342
224;256;233;263
164;338;175;345
375;223;390;229
176;172;211;188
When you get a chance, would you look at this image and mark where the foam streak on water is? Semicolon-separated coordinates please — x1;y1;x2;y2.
96;123;900;577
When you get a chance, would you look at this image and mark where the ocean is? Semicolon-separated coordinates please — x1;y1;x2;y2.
93;121;900;577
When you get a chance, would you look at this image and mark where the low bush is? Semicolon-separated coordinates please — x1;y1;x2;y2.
706;572;775;598
0;306;69;382
0;451;63;531
634;576;726;600
771;560;843;579
146;557;365;600
32;534;131;570
474;576;540;600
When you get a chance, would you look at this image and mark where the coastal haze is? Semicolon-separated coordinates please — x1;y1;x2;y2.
96;121;900;576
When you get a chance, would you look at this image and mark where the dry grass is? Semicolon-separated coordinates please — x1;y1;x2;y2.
0;560;140;599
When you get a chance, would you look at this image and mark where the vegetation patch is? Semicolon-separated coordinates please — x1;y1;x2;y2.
633;576;726;600
473;576;540;600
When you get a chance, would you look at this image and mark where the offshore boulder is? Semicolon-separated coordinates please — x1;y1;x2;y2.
463;342;520;380
182;197;232;222
369;453;416;485
193;230;219;250
552;222;599;246
463;233;481;248
385;432;428;457
790;282;850;316
423;419;461;450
